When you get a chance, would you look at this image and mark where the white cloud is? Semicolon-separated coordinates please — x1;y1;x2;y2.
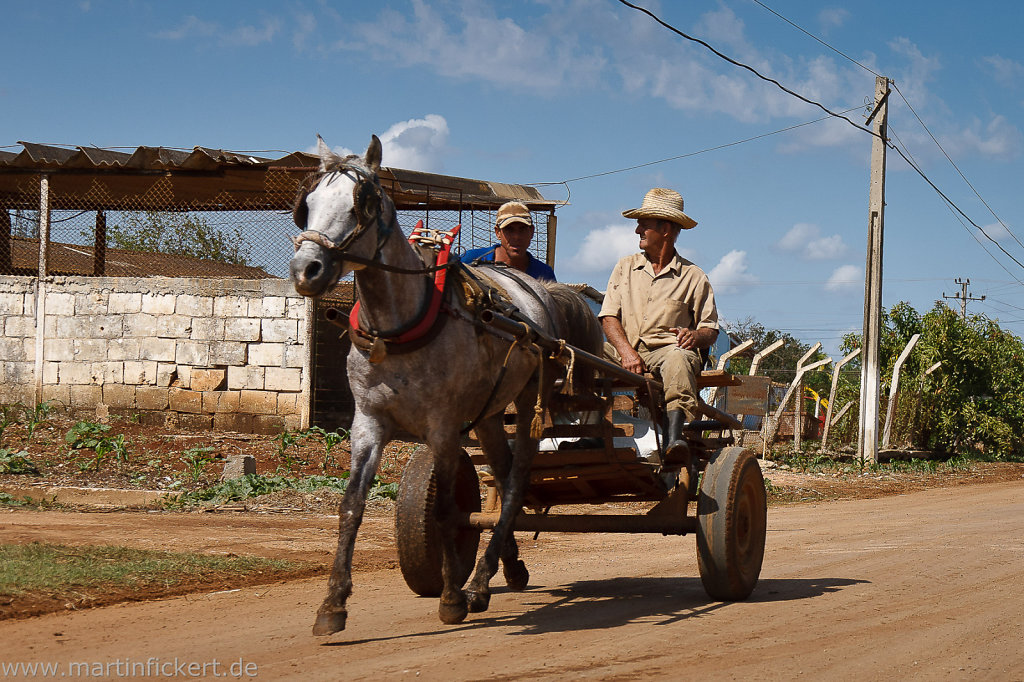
575;224;641;272
304;115;451;173
980;221;1012;242
825;264;861;292
981;55;1024;88
777;223;847;260
708;250;757;294
156;15;280;46
818;8;849;32
945;115;1023;160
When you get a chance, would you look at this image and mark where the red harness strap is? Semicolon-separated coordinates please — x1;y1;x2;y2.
348;220;459;344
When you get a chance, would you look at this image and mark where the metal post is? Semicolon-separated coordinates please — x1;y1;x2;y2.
858;76;890;465
882;334;920;448
821;349;860;451
545;211;557;268
93;210;106;276
0;210;11;273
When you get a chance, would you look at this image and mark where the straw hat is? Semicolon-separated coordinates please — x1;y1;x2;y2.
622;188;697;230
495;201;534;229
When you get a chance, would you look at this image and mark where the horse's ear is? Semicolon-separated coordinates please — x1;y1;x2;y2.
317;135;342;172
365;135;382;173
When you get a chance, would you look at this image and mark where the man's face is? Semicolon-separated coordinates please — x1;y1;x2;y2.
496;220;534;257
636;218;672;254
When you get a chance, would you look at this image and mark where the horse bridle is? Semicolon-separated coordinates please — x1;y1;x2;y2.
291;163;452;275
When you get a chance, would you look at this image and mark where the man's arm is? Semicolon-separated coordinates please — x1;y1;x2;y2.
601;316;646;374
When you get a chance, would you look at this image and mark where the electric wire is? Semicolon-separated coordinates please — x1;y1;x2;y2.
750;0;882;78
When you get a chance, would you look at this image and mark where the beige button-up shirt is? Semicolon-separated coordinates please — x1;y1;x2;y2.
599;251;719;350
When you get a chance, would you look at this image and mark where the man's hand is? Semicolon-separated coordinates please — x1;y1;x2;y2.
620;348;646;374
601;315;646;375
670;327;698;350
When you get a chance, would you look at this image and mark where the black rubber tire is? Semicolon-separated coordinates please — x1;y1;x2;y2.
395;446;482;597
696;446;767;601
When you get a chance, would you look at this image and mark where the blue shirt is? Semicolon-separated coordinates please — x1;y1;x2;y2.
461;244;557;281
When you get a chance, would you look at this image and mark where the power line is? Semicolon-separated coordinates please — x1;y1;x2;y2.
530;108;861;186
750;0;882;78
891;82;1024;252
614;0;876;139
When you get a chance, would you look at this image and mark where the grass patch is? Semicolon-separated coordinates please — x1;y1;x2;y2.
165;473;398;508
0;543;299;598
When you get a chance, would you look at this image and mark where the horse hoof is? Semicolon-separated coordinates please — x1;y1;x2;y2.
312;608;347;636
503;560;529;592
439;597;469;625
466;589;491;613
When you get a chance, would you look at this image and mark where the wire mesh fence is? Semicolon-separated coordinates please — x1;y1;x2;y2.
0;168;553;280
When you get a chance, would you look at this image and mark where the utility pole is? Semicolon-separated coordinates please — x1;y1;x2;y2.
942;277;985;319
858;75;890;465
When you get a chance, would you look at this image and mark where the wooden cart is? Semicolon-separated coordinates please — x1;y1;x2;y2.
393;311;767;603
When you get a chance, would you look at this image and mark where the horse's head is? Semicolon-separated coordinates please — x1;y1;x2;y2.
289;135;389;297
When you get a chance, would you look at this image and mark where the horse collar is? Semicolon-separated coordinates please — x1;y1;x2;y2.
348;221;460;362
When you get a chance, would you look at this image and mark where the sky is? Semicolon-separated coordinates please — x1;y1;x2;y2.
4;0;1024;359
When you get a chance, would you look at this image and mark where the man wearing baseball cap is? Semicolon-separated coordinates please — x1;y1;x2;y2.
599;188;719;462
462;201;556;281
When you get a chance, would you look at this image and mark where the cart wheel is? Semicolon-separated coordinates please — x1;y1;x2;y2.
695;446;766;601
395;446;482;597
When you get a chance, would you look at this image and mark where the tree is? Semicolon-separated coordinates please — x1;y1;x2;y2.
106;211;252;265
721;317;831;394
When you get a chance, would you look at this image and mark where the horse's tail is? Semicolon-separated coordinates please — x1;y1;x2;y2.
542;282;604;396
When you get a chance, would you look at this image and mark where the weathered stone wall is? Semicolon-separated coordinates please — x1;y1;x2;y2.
0;276;309;433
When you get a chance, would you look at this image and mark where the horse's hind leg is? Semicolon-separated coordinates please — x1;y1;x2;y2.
428;432;473;625
313;414;387;636
464;401;537;613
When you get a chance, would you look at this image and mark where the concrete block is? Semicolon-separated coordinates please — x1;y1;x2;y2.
3;361;33;384
43;362;59;384
156;362;177;387
176;294;214;317
224;318;261;342
108;291;142;314
178;413;213;430
214;412;254;433
248;343;284;367
70;384;102;407
136;386;170;410
139;338;176;362
190;368;227;392
285;297;307;320
277;391;303;415
0;293;24;316
228;365;264;390
0;338;27;362
3;315;35;337
107;338;141;361
214;296;249;318
175;365;192;389
190;317;225;341
175;341;210;367
73;338;109;362
284;344;307;368
169;388;203;414
261;318;298;343
75;292;108;315
253;414;286;435
205;390;240;414
123;313;158;338
209;341;246;365
98;361;124;384
249;296;286;318
265;367;302;392
45;292;75;316
157;314;192;338
61;363;101;385
220;455;256;481
41;383;70;407
43;338;75;362
141;293;175;315
284;413;303;431
239;389;278;415
123;360;159;385
102;384;136;409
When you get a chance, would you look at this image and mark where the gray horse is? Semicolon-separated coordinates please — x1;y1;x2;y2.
289;135;602;635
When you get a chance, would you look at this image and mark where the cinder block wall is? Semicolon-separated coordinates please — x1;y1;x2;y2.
0;276;310;434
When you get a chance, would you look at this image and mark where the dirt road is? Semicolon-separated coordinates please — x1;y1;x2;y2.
3;480;1023;680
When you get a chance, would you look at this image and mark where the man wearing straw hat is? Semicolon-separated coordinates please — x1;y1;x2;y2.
462;201;556;281
599;188;719;459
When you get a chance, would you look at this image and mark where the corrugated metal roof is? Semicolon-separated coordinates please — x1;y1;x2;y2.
0;142;557;211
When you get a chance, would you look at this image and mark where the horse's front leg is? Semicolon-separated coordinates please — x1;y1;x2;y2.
312;413;389;636
464;394;539;613
428;431;474;625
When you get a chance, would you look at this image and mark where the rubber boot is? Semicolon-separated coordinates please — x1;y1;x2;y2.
664;409;690;462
